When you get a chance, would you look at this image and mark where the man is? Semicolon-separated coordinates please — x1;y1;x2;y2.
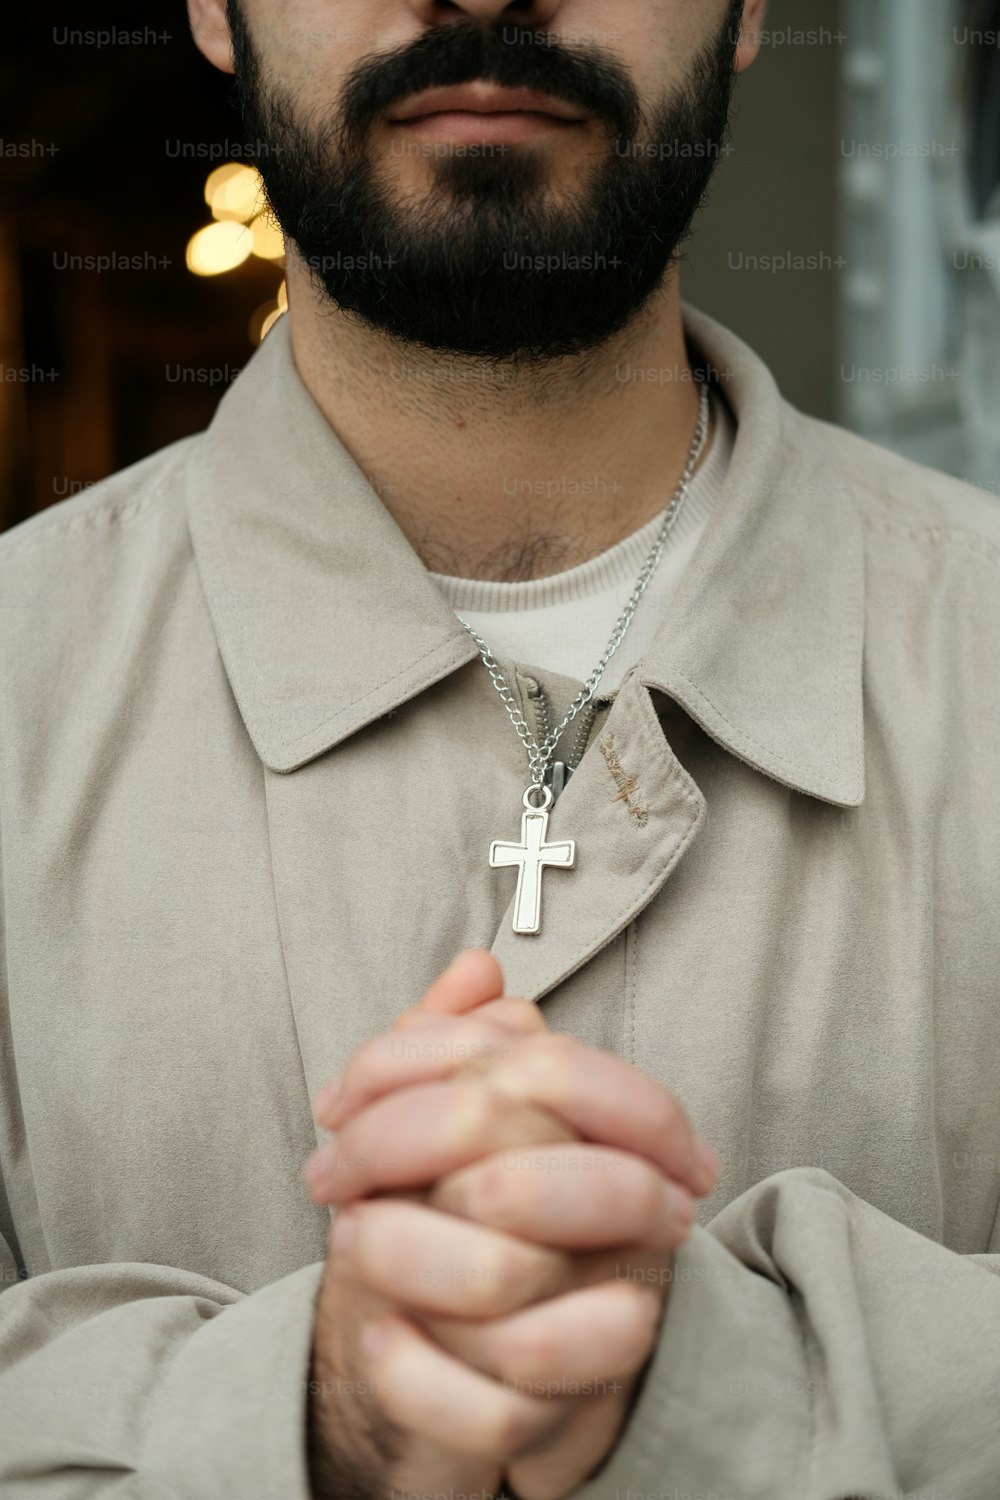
1;0;999;1496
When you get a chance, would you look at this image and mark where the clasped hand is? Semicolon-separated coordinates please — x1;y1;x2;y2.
304;950;719;1500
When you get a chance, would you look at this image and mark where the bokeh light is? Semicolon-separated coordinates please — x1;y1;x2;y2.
249;212;285;262
185;219;254;277
205;163;265;223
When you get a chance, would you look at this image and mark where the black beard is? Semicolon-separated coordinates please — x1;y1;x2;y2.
228;6;742;364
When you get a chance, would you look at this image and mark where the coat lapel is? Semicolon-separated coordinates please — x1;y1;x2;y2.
488;666;707;1003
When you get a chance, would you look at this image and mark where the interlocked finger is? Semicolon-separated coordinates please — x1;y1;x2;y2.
307;1079;577;1204
313;1009;539;1131
332;1199;578;1318
429;1142;696;1248
419;1279;665;1387
362;1313;574;1463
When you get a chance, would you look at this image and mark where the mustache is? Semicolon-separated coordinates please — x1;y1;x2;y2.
339;21;641;145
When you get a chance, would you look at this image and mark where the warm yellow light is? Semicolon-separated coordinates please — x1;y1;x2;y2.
185;220;254;276
205;163;265;223
276;279;288;311
248;298;281;344
249;212;285;261
259;307;286;341
204;162;244;209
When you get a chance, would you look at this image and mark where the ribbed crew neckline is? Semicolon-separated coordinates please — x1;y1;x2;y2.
429;390;733;613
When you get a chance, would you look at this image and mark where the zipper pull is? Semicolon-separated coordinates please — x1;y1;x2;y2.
544;761;574;798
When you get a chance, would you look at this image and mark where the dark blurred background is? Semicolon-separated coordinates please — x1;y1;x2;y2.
2;0;999;534
2;0;285;531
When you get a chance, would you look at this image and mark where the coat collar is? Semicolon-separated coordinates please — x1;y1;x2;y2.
184;306;865;806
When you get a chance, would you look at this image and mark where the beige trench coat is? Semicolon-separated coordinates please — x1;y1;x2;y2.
2;307;1000;1498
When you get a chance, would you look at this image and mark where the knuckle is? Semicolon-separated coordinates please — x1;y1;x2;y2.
501;1321;562;1384
519;1031;579;1089
484;1393;552;1458
481;1236;557;1317
454;1024;515;1079
472;1240;523;1314
461;1156;525;1229
537;1031;579;1065
445;1078;508;1154
502;997;546;1032
472;1079;512;1136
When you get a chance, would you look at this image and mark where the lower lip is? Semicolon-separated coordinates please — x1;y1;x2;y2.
393;111;581;145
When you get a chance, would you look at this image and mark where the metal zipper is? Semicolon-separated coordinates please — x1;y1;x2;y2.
567;698;602;768
525;676;551;749
523;675;618;797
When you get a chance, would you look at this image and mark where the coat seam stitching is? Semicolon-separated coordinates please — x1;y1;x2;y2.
861;517;1000;569
0;487;167;563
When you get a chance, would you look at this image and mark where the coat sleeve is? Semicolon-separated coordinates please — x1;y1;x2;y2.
0;806;325;1498
573;1166;1000;1500
0;1238;325;1497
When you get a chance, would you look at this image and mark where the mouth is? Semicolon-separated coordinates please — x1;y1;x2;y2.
390;82;588;124
387;82;589;143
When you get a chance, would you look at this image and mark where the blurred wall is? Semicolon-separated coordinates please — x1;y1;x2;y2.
681;0;844;423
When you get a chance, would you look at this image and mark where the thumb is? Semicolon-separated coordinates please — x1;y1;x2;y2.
394;949;505;1027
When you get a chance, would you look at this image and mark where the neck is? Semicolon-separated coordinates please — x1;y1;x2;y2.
286;255;707;583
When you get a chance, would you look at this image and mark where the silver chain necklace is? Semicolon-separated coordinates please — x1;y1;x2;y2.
458;379;712;935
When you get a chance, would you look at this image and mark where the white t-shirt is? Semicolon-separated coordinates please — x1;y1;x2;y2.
429;393;735;692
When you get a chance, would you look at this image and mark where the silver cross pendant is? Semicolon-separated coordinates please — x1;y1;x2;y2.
489;785;576;935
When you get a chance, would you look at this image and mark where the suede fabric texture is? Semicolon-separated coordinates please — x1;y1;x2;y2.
2;307;1000;1498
